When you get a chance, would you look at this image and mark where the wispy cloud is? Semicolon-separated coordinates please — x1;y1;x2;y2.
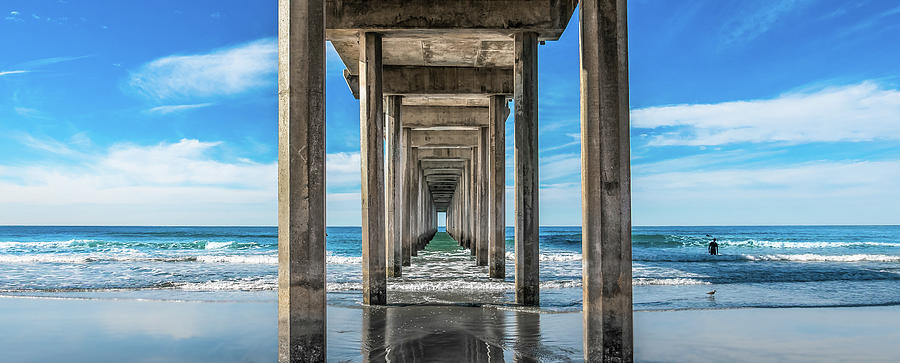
146;103;214;115
540;133;580;153
5;10;23;22
0;70;28;77
632;81;900;146
14;107;48;119
17;133;82;156
128;38;276;100
20;55;92;68
721;0;806;46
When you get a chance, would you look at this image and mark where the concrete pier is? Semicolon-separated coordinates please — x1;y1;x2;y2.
514;31;540;307
277;0;631;359
277;0;326;361
579;1;633;361
359;31;386;306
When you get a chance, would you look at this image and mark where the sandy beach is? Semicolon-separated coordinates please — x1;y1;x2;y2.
1;295;897;362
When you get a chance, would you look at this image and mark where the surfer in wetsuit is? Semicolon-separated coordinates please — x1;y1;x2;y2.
708;238;719;255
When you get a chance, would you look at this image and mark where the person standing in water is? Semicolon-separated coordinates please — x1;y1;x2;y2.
708;238;719;255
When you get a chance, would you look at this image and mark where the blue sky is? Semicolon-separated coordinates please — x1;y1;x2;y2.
1;0;899;226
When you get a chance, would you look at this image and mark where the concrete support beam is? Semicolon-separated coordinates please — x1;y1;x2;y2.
514;31;539;306
277;0;326;361
415;147;474;159
325;1;576;39
401;106;489;128
359;32;386;306
343;66;513;98
385;95;403;278
476;126;489;266
402;133;415;266
580;1;633;360
409;129;479;148
410;158;420;257
467;159;475;254
489;95;507;279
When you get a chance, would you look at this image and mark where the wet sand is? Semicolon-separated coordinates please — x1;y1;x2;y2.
1;295;898;362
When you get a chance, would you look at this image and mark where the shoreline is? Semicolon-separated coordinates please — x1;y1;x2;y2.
4;289;900;312
1;294;898;362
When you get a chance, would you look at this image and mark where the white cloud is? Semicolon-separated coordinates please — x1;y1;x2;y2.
633;159;900;225
326;152;361;190
0;70;28;77
129;38;276;100
146;103;214;115
0;138;276;225
632;81;900;146
0;136;370;225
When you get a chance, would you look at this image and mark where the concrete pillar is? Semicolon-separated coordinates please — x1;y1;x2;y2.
514;31;539;306
410;156;420;257
489;95;507;279
476;127;489;266
359;31;386;306
466;160;475;254
385;95;402;278
580;0;633;361
401;132;414;266
277;0;326;361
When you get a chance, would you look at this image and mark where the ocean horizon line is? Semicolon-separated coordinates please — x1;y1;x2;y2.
1;224;899;228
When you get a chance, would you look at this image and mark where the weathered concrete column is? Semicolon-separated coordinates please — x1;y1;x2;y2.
476;127;489;266
514;31;540;306
410;156;420;257
466;160;475;253
277;0;326;361
359;31;386;306
401;131;414;266
385;95;402;278
489;95;507;279
417;166;424;251
580;0;633;361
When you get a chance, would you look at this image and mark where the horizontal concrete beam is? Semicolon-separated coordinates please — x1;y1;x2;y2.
344;66;512;98
416;148;474;159
325;0;575;39
402;106;489;128
420;160;466;170
409;129;479;148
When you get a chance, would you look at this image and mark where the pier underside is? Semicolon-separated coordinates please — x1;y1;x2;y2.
278;0;631;361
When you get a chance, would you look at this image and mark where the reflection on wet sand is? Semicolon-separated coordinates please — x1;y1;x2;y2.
361;304;576;362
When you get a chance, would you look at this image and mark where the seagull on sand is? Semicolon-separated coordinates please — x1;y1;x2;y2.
706;290;716;295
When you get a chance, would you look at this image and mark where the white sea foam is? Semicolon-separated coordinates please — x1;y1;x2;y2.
745;253;900;262
0;255;94;264
635;253;900;263
633;278;710;286
505;252;582;262
176;279;275;291
0;240;88;249
204;241;233;249
718;240;900;249
196;255;276;264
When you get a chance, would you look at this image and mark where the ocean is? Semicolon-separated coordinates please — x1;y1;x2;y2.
1;225;898;311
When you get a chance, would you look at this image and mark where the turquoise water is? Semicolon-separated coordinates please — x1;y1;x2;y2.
0;225;898;310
